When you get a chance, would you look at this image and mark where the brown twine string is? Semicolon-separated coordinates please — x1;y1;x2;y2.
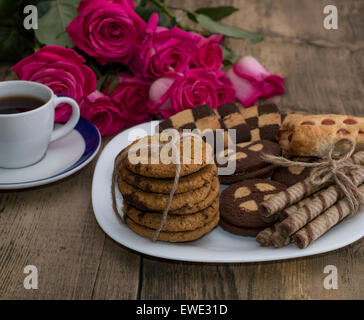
261;139;364;215
111;132;202;241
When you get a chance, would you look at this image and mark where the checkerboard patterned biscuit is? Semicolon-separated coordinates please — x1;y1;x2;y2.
239;103;282;141
158;104;221;133
214;103;251;144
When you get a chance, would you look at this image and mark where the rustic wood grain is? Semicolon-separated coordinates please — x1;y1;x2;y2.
1;0;364;300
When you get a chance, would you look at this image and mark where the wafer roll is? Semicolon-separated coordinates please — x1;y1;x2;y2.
277;169;364;236
261;179;325;217
262;193;318;223
271;231;290;248
279;194;318;221
261;151;364;217
256;226;276;246
293;184;364;249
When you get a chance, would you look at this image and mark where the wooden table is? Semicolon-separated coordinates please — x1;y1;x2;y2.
1;0;364;299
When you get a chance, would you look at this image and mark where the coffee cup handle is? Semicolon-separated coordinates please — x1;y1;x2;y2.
50;96;80;142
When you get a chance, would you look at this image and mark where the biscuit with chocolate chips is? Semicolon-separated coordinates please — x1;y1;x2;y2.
125;212;219;242
124;198;219;232
118;176;217;212
119;163;217;194
124;133;213;178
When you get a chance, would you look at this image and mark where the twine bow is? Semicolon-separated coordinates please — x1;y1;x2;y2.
262;139;364;215
111;132;203;241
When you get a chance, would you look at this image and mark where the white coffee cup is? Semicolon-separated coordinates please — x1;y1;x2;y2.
0;81;80;168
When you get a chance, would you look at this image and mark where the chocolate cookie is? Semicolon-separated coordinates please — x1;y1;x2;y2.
214;102;251;143
219;217;264;237
219;164;277;185
219;179;286;230
125;213;219;242
124;133;213;178
119;176;214;212
158;104;221;133
119;163;217;194
216;140;281;184
271;166;312;187
240;103;282;141
124;198;219;232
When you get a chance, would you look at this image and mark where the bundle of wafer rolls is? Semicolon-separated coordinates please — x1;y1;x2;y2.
256;150;364;249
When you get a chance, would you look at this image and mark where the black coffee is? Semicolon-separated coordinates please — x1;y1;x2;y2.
0;96;46;114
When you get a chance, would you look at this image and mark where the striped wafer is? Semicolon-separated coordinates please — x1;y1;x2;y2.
256;225;276;247
261;151;364;217
276;168;364;236
279;193;319;220
292;184;364;249
261;178;325;217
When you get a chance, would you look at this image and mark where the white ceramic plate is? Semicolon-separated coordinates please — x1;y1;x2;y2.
0;118;101;190
92;121;364;263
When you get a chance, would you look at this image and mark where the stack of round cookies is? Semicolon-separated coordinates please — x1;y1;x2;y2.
117;134;220;242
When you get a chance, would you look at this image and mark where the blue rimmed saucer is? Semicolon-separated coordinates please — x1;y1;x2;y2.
0;118;101;190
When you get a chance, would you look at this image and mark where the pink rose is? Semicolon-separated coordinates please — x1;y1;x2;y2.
192;34;223;72
67;0;146;65
227;56;285;107
80;91;124;137
104;73;152;127
215;72;236;105
148;68;236;118
12;45;96;122
130;13;201;79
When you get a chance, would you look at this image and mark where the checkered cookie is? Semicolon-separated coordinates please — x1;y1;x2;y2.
214;103;251;144
239;103;282;142
158;104;221;133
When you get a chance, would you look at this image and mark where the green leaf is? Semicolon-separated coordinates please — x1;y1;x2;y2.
195;6;238;21
107;76;119;93
186;11;197;23
0;0;23;21
0;26;34;61
34;0;80;47
135;5;170;27
221;45;239;66
196;14;263;44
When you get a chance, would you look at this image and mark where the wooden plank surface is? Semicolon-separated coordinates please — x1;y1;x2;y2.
1;0;364;300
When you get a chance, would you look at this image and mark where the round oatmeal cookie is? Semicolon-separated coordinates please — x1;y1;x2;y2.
119;163;217;194
118;176;216;212
167;177;220;215
219;179;286;229
124;198;219;232
125;213;219;242
219;217;264;237
124;133;213;178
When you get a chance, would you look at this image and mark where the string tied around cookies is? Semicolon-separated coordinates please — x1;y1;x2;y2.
262;138;364;215
111;131;205;242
